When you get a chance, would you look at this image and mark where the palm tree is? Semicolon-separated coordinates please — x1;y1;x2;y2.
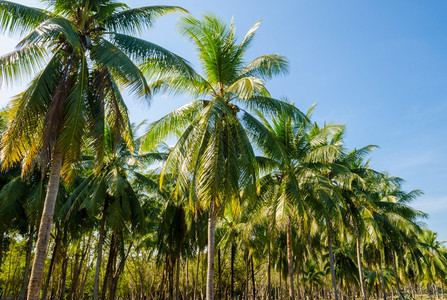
0;0;189;297
61;125;156;299
140;14;297;299
337;147;378;300
302;259;325;299
252;108;312;300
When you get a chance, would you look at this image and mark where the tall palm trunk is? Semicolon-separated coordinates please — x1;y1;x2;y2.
267;244;271;300
18;223;35;300
194;249;200;300
296;260;301;300
42;232;60;300
93;204;107;300
392;252;402;295
251;256;256;299
245;251;249;300
327;223;338;300
231;242;236;300
355;235;367;300
379;260;387;300
176;254;181;300
27;151;63;300
206;198;216;300
218;248;222;299
287;216;296;300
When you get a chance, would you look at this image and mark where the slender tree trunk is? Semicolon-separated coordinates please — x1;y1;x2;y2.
194;250;200;300
327;223;338;300
69;232;92;300
183;259;187;300
93;204;107;300
18;223;35;300
245;251;249;300
392;251;402;295
231;242;235;300
42;232;60;300
267;244;271;300
58;251;69;299
355;235;367;300
379;261;387;300
170;257;174;300
206;198;216;300
218;248;222;299
176;254;181;300
279;266;282;300
296;260;301;300
202;252;206;299
102;232;117;300
160;255;168;299
27;151;63;300
287;216;296;300
251;256;256;299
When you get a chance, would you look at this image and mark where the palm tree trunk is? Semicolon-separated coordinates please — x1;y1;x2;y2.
379;262;387;300
27;151;63;300
267;244;271;300
42;232;60;300
93;204;107;300
183;259;187;300
279;266;282;299
206;198;216;300
231;242;235;300
176;254;181;300
392;251;402;295
194;250;200;300
251;256;256;299
102;232;117;300
296;260;301;300
18;223;35;300
245;251;249;300
58;251;69;298
327;223;338;300
287;216;296;300
355;235;367;300
218;248;222;299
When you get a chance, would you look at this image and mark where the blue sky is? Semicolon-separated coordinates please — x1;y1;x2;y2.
1;0;446;241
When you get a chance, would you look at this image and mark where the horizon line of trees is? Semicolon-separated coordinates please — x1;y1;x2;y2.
0;0;445;299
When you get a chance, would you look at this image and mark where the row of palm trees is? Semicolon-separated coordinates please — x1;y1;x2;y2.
0;0;445;299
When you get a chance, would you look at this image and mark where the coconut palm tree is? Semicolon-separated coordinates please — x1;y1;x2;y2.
140;14;299;299
337;147;378;300
251;108;312;300
0;0;190;297
60;125;155;299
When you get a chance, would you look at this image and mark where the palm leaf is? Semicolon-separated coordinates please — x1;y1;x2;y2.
0;44;47;87
91;38;150;99
102;6;187;34
0;1;49;35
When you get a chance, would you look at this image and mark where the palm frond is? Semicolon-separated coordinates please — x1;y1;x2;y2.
139;101;202;151
102;6;187;34
0;1;49;36
237;54;289;80
18;17;81;49
91;38;150;99
0;44;47;87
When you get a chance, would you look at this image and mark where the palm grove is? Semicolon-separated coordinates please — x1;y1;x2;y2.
0;0;445;299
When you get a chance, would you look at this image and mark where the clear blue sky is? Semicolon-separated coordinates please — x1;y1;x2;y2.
1;0;446;241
